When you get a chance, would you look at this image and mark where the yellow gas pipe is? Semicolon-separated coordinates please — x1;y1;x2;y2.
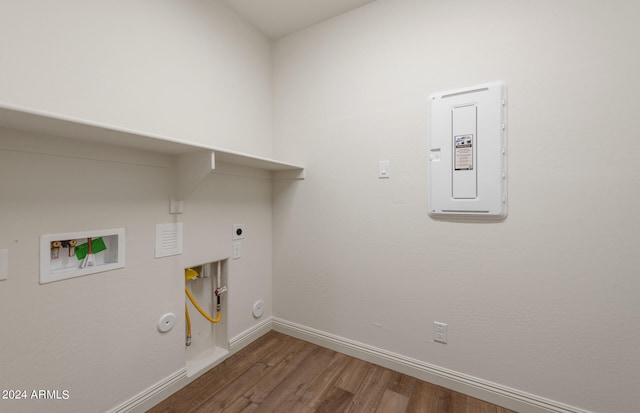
185;303;191;346
184;267;221;346
185;286;221;323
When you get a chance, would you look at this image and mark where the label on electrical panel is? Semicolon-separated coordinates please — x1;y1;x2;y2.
454;134;473;170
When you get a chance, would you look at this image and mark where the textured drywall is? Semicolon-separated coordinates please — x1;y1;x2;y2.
0;131;275;413
0;0;273;157
0;1;276;410
272;1;640;412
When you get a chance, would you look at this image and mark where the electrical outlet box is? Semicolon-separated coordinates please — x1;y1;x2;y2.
40;228;125;284
434;321;448;344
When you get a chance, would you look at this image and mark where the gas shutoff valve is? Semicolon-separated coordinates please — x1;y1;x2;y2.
215;286;228;296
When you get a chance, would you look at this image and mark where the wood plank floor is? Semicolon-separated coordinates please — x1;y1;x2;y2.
148;331;518;413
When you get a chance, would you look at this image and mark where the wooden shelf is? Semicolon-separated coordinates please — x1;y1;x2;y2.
0;102;304;204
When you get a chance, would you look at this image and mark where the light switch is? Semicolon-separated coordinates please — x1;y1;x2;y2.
232;242;241;259
0;249;8;281
378;160;390;178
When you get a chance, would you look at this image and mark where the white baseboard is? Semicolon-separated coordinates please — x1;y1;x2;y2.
108;318;273;413
106;368;187;413
272;317;592;413
107;317;593;413
229;316;274;353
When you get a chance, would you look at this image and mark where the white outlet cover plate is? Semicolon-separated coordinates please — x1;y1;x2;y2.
252;300;265;318
378;160;390;178
232;242;241;260
434;321;448;344
158;313;176;333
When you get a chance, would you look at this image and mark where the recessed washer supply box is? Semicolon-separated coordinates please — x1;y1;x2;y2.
40;228;125;284
428;81;507;219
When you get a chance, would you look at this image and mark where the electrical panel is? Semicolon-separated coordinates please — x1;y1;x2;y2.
428;81;507;219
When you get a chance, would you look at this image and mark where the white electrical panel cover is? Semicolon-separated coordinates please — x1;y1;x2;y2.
428;81;507;219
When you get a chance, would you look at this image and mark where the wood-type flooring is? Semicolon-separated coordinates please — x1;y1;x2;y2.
148;330;517;413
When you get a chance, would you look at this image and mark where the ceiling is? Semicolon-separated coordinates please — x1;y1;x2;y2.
220;0;377;39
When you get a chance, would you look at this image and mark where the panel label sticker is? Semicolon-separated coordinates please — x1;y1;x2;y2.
454;134;473;170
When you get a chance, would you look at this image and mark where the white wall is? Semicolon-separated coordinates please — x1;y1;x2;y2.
0;134;274;413
0;1;275;412
272;1;640;412
182;164;274;343
3;0;639;411
0;133;180;413
0;0;273;157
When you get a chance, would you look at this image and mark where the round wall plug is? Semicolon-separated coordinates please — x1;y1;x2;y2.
158;313;176;333
252;300;265;318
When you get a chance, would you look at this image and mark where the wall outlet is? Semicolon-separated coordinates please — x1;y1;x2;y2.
434;321;448;344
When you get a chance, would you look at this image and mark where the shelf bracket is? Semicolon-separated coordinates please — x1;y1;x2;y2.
172;150;216;212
